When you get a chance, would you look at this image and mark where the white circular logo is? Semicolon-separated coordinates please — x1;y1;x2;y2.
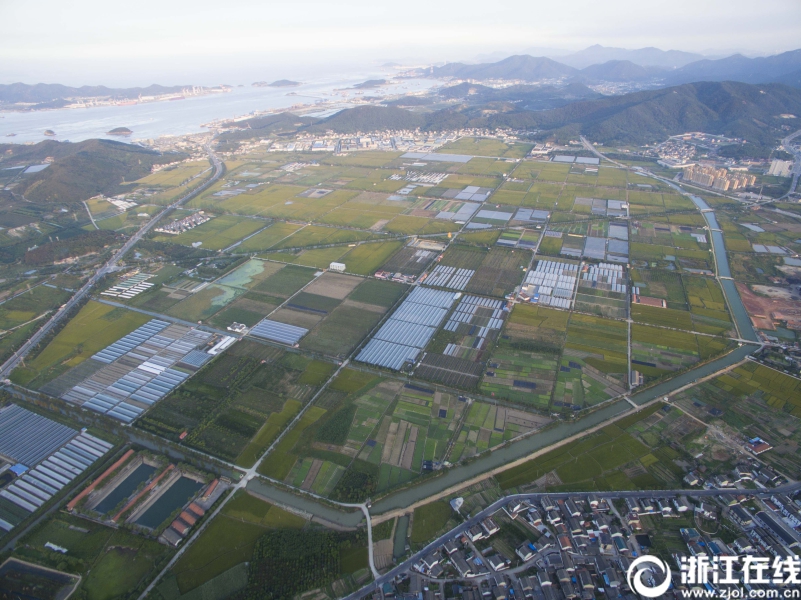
626;555;672;598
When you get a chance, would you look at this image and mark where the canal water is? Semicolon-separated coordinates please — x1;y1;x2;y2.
685;194;757;342
135;476;203;529
94;462;156;515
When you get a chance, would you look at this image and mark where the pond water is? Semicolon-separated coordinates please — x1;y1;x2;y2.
94;462;156;515
135;476;203;529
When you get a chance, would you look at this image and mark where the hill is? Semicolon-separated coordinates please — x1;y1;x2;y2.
663;49;801;86
557;44;704;69
309;105;426;133
432;55;577;81
495;81;801;145
578;60;664;82
4;139;180;205
352;79;387;89
215;113;318;148
0;83;188;105
438;82;601;109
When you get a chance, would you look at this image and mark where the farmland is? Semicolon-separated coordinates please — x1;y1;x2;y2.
556;313;628;409
10;301;150;388
153;215;266;250
13;512;173;600
4;136;783;595
136;341;332;465
168;491;307;593
495;402;689;491
257;367;546;499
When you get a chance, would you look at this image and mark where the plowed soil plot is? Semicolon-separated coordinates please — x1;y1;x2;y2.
415;353;484;388
736;282;801;331
380;246;437;275
465;247;530;297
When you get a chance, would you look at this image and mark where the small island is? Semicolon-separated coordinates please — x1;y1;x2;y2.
107;127;133;136
351;79;387;89
43;129;56;136
252;80;302;88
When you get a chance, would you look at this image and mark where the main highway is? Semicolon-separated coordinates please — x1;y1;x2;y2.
0;145;224;379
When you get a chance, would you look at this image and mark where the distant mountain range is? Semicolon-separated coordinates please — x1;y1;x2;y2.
0;83;188;106
429;48;801;87
432;55;576;81
661;49;801;85
292;81;801;148
555;44;705;69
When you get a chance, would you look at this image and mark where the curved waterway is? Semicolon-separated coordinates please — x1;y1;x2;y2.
248;180;761;520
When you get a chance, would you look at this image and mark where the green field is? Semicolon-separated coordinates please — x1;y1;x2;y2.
495;403;669;491
10;301;150;387
237;222;303;252
0;284;70;330
437;137;533;158
170;492;306;593
136;344;328;464
154;215;265;250
410;501;453;543
13;513;172;600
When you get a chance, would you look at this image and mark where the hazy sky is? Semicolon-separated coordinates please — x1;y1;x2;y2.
2;0;800;86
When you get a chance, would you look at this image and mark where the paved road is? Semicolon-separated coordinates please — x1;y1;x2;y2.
342;482;801;600
0;146;224;380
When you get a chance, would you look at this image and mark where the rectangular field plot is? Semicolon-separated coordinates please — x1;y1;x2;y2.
299;279;405;358
496;405;662;491
683;276;734;335
263;246;350;270
462;247;530;297
247;263;317;298
165;284;244;322
480;304;568;407
481;350;558;408
153;215;265;250
258;373;480;499
629;272;733;335
136;342;332;465
236;222;304;252
378;245;437;277
270;225;380;250
557;313;628;408
11;301;152;389
629;268;688;310
574;262;629;319
450;401;547;462
630;325;730;382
